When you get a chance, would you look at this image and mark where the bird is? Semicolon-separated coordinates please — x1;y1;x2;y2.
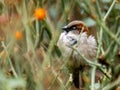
57;20;97;89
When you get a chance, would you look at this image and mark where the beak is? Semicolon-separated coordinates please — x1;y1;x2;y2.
62;26;69;32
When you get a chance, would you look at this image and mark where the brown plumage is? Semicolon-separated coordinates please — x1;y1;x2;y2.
57;20;97;89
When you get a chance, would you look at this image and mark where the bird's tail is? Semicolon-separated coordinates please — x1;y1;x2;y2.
72;69;83;89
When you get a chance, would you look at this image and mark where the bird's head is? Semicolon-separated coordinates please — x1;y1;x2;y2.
62;20;88;34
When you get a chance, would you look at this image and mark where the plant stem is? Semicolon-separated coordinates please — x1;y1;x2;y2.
96;19;120;45
1;41;18;78
70;46;101;67
103;75;120;90
35;20;40;48
97;0;117;55
18;0;34;52
103;0;117;21
95;0;102;20
91;1;103;89
70;46;111;79
48;69;64;90
91;66;97;90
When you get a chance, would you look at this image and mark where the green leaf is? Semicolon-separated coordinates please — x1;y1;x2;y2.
83;18;96;27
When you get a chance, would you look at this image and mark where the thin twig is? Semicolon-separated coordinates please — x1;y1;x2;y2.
69;46;111;79
69;46;101;67
91;66;97;90
91;1;117;89
96;19;120;45
91;1;103;89
103;75;120;90
48;69;64;90
1;41;18;78
35;20;40;48
103;0;117;21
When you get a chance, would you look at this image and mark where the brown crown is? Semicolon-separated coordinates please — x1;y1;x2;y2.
63;20;88;33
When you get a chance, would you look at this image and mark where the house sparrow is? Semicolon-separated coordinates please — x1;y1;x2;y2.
57;20;97;89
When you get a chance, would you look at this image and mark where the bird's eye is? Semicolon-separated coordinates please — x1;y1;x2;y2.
72;26;76;30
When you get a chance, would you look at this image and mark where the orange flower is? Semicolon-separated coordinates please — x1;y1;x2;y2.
92;0;95;3
15;31;23;40
116;87;120;90
34;8;46;20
